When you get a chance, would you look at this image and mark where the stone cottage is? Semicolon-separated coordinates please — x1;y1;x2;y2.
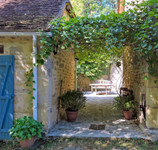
0;0;76;139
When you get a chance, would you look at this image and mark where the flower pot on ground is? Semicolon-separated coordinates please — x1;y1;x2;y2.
9;116;44;148
113;95;137;120
66;110;78;122
77;88;83;92
59;90;86;122
123;110;133;120
19;136;36;148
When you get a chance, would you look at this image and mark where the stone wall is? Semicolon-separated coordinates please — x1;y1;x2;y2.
0;36;75;131
50;49;75;128
77;74;92;91
123;46;143;122
145;75;158;128
37;43;75;130
123;46;145;100
123;46;158;128
0;36;33;118
0;4;76;131
123;47;145;119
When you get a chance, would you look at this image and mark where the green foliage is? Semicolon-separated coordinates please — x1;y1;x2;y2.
113;95;138;111
59;90;86;111
24;68;35;108
38;0;157;78
24;0;157;113
9;116;44;141
1;138;158;150
77;61;109;80
70;0;117;17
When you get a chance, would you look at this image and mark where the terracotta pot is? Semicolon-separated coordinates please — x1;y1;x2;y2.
66;110;78;122
19;136;36;148
77;88;82;92
123;110;133;120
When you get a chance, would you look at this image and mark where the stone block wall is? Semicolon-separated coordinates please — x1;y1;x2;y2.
0;36;33;119
0;36;75;131
49;49;75;128
123;46;158;128
37;42;75;130
77;74;92;91
145;75;158;128
123;46;145;100
123;46;145;121
0;5;76;132
37;5;76;130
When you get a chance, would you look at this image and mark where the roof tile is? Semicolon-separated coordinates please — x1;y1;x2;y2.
0;0;68;31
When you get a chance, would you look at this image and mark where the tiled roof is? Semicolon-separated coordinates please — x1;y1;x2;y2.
0;0;70;31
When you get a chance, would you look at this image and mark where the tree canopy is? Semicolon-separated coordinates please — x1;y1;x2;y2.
70;0;117;17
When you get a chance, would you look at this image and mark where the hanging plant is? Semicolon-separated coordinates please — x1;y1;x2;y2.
116;61;121;67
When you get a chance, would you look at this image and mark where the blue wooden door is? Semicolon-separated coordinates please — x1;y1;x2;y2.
0;55;14;139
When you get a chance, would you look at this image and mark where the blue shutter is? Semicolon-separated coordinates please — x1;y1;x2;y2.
0;55;14;139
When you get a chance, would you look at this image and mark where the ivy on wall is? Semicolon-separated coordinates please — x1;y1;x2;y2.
25;0;157;106
38;0;157;78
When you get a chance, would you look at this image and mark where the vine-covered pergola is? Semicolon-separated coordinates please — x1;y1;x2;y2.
38;0;157;76
25;0;157;97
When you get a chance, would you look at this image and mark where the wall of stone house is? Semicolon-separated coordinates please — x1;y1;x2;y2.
123;46;158;128
145;75;158;128
0;5;76;132
0;36;33;119
123;46;145;122
37;6;76;131
37;38;75;131
53;50;75;125
123;46;145;100
0;36;75;132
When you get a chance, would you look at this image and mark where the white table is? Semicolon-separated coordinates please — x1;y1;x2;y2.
89;83;112;94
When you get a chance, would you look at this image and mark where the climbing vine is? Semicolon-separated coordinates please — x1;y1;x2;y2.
25;0;157;106
38;0;157;77
24;68;35;108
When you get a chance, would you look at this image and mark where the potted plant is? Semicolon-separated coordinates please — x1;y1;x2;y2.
9;116;44;148
113;95;137;120
59;90;86;122
77;85;83;92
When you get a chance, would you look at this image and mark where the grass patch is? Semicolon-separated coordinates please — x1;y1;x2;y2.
0;138;158;150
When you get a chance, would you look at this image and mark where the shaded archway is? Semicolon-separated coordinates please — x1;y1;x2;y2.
38;0;157;131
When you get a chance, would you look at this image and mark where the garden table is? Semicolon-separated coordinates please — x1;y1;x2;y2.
89;83;113;95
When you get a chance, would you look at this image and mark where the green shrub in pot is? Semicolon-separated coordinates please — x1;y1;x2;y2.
59;90;86;121
9;116;44;148
113;95;137;111
113;95;138;120
59;90;86;111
